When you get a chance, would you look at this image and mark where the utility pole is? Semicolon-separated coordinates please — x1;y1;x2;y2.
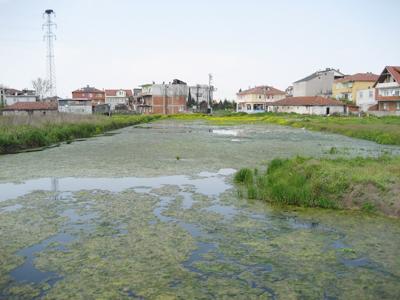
208;74;213;112
43;9;57;97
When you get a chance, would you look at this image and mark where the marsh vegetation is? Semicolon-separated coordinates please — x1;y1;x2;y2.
167;113;400;145
0;119;399;299
234;156;400;217
0;114;160;154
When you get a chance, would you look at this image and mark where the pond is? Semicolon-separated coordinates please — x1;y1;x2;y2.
0;120;399;299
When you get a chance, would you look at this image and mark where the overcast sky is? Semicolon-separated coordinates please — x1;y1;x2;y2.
1;0;399;99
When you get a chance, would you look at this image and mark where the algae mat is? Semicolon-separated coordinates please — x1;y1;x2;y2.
0;171;399;299
0;121;400;299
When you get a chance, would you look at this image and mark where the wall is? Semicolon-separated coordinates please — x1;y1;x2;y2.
269;105;345;115
378;101;400;112
293;71;335;97
356;88;376;112
333;81;375;102
4;95;37;105
3;110;58;116
367;110;400;117
58;105;92;114
105;97;129;110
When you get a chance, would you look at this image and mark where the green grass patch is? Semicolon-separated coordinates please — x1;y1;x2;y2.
234;156;400;216
0;114;160;154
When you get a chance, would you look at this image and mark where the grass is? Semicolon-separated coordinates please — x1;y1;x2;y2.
234;156;400;216
165;113;400;145
0;114;160;154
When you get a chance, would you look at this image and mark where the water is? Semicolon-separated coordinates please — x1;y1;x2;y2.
0;120;399;299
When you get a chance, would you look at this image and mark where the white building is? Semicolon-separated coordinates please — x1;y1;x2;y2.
236;86;286;113
58;98;92;114
293;68;345;97
105;89;132;111
356;88;376;112
268;96;346;115
0;88;38;106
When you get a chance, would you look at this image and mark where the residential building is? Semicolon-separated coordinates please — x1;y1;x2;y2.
188;85;214;111
332;73;379;103
2;102;58;116
236;86;286;113
105;89;133;111
58;98;92;114
136;79;188;115
356;88;376;112
268;96;346;115
293;68;345;97
0;88;38;106
72;85;105;107
373;66;400;112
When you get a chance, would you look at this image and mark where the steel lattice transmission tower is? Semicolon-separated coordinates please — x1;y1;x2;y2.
43;9;57;97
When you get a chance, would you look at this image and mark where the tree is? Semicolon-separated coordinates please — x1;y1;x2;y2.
32;78;52;100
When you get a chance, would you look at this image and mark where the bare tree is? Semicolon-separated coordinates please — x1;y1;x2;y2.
32;78;52;100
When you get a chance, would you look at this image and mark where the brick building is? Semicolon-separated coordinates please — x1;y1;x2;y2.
136;79;188;115
72;85;105;107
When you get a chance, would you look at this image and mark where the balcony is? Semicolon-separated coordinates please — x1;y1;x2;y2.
376;82;399;89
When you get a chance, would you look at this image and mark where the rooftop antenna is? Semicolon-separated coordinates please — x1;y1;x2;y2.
43;9;57;97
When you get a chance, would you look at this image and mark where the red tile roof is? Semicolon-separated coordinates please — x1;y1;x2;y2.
271;96;345;106
374;66;400;87
105;89;133;97
335;73;379;83
72;86;104;93
3;102;58;111
386;66;400;83
237;86;285;96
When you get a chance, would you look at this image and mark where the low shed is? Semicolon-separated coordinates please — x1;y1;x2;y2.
2;102;58;116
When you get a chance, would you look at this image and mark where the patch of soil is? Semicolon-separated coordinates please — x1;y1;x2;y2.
343;182;400;217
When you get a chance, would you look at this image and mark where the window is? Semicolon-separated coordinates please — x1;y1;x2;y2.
383;103;388;111
397;102;400;111
246;104;251;111
369;90;373;98
359;91;363;99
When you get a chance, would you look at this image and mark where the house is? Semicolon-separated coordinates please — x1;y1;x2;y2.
72;85;105;107
136;79;188;115
356;88;376;112
2;102;58;116
105;89;133;111
0;88;38;106
268;96;346;115
293;68;345;97
236;86;286;113
332;73;379;103
58;98;92;114
373;66;400;112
